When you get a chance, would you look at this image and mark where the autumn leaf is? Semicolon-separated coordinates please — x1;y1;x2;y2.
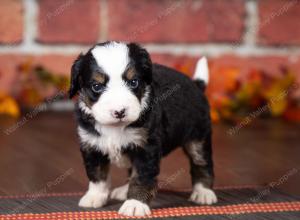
0;92;20;118
210;109;220;123
284;107;300;122
269;99;288;116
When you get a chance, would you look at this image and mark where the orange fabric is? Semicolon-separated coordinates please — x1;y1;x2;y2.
1;201;300;220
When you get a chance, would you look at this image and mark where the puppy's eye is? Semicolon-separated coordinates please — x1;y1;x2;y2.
91;83;104;93
128;79;139;89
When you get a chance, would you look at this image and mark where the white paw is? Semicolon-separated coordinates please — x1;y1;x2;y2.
118;199;151;216
190;183;217;205
110;183;129;201
78;181;109;208
79;192;108;208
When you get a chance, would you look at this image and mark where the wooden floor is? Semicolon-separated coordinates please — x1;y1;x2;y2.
0;112;299;197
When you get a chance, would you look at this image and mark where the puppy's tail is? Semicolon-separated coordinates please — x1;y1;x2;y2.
193;57;209;92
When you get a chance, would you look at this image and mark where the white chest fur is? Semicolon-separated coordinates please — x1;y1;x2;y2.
78;125;147;167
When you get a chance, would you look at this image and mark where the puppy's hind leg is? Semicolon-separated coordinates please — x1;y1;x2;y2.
184;134;217;205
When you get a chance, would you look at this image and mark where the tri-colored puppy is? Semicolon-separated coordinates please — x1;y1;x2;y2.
69;41;217;217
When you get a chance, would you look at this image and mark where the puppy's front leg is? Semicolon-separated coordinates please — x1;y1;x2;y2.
118;146;160;217
79;145;110;208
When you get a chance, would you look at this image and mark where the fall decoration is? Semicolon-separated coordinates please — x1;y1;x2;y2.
175;61;300;123
0;58;299;123
0;92;20;118
0;59;68;118
15;60;69;108
207;67;299;123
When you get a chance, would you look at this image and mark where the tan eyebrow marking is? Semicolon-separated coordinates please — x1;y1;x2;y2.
93;72;106;84
125;68;136;80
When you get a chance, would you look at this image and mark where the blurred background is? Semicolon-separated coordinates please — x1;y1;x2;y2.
0;0;299;197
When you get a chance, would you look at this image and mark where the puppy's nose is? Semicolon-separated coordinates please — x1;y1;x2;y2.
112;108;126;119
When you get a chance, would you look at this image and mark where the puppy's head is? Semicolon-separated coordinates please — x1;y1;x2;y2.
69;41;152;125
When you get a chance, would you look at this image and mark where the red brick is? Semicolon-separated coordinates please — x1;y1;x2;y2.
151;54;300;94
152;54;300;80
151;54;198;78
38;0;100;44
0;0;23;44
259;0;300;45
0;55;76;94
108;0;245;43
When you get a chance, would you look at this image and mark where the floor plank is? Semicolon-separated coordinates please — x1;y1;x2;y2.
0;112;299;196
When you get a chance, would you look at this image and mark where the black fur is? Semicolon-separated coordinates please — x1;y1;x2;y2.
69;54;84;98
80;145;110;183
70;42;214;207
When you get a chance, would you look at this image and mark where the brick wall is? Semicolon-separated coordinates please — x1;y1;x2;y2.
1;0;300;94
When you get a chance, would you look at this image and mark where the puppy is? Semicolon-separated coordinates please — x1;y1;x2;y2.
69;41;217;217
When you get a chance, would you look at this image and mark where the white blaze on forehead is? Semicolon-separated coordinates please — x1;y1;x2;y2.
89;42;142;125
91;42;129;78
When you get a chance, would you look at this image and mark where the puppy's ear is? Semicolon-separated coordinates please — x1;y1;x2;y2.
127;43;152;83
69;54;84;98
